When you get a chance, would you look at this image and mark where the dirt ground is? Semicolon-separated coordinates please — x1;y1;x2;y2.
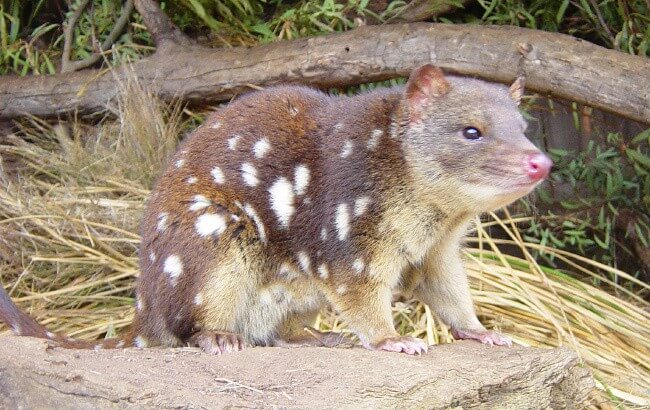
0;336;593;409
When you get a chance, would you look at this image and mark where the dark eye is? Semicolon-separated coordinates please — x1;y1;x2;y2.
462;127;482;140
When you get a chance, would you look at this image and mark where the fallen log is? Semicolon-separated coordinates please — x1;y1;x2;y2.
0;336;593;409
0;23;648;124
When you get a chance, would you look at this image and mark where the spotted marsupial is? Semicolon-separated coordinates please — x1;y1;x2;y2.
1;65;552;354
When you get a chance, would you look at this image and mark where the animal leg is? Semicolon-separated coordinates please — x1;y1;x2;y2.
415;244;512;347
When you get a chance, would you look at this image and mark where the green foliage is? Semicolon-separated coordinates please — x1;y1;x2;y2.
170;0;262;38
66;0;152;66
471;0;649;55
525;129;650;282
0;0;58;75
264;0;369;40
166;0;372;44
0;0;152;76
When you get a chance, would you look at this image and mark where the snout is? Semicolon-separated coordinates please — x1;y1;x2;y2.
525;152;553;182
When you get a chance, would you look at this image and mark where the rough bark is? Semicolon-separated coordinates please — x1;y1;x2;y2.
0;23;648;124
0;336;593;409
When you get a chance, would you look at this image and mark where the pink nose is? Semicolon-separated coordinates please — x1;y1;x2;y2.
525;152;553;181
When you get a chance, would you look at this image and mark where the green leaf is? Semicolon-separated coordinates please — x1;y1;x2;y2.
594;234;608;249
556;0;569;24
627;148;650;170
549;148;569;157
560;200;582;210
187;0;207;18
249;23;275;39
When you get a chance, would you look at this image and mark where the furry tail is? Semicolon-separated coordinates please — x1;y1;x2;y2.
1;284;133;349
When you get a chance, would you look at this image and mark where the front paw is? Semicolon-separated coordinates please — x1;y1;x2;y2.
452;328;512;347
189;330;245;355
372;336;428;355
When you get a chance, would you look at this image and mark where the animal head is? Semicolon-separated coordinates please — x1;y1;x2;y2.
397;64;552;211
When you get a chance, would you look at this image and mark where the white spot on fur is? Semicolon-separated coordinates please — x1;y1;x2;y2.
335;203;350;240
334;122;344;131
46;331;56;339
149;252;156;263
228;135;241;150
163;255;183;285
94;344;102;351
195;213;227;237
294;164;310;196
187;176;197;184
241;163;259;187
352;258;365;273
318;263;329;279
210;120;222;129
11;324;21;335
340;140;353;158
367;129;383;150
175;159;185;168
354;196;371;217
253;137;271;159
231;214;241;222
269;177;295;228
189;195;211;211
211;166;225;184
134;336;148;348
320;227;328;241
157;213;169;232
279;263;299;280
244;203;267;244
297;251;311;274
259;288;274;306
336;284;347;294
136;296;144;311
194;293;203;306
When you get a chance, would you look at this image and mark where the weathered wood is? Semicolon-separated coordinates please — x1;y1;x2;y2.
0;336;592;409
0;23;648;123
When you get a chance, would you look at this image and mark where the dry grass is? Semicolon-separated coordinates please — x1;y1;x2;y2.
0;80;648;408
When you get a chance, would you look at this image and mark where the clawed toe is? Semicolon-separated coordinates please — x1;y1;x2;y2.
373;336;428;355
452;328;512;347
190;330;245;355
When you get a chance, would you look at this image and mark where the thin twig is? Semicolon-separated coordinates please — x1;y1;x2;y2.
61;0;91;73
587;0;616;49
61;0;135;73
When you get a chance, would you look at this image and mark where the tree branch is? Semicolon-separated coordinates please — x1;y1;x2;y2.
389;0;472;22
1;23;649;123
61;0;135;73
133;0;193;49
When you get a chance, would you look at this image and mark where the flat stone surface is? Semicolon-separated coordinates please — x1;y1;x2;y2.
0;336;593;409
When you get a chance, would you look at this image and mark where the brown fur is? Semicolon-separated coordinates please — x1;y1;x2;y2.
0;65;551;354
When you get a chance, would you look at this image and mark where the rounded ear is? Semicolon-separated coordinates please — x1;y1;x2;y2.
509;76;525;106
405;64;451;122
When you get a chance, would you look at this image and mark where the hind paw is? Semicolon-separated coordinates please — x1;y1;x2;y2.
190;330;245;355
452;328;512;347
